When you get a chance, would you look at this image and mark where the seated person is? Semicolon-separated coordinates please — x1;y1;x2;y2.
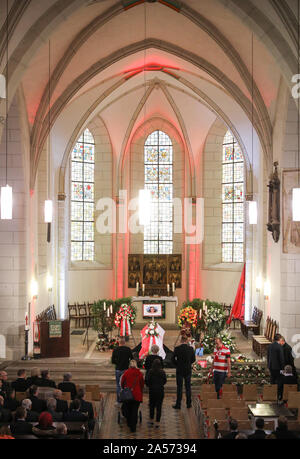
272;416;298;439
0;395;12;422
55;423;68;439
9;406;33;435
0;379;6;398
0;371;10;397
37;369;56;388
3;388;20;412
53;389;68;413
45;398;63;421
21;398;39;422
28;385;47;413
248;418;267;439
278;365;298;400
70;388;95;431
63;398;88;422
144;345;163;377
11;369;28;392
32;412;57;438
0;425;14;439
26;368;41;388
222;419;239;439
58;373;77;400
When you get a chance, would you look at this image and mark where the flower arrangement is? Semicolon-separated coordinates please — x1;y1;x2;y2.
178;306;198;328
114;303;136;328
202;330;236;354
145;322;159;337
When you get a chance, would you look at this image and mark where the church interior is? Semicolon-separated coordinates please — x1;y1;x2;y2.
1;0;300;441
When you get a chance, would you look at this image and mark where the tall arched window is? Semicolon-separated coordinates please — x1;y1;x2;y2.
144;130;173;254
222;131;244;262
71;128;95;261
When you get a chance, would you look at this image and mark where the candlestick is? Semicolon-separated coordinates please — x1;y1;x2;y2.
25;311;29;331
142;284;145;296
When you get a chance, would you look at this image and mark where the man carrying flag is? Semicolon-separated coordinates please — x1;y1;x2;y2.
211;337;231;399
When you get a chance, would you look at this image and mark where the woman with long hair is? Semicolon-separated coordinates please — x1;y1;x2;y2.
145;358;167;428
120;360;144;433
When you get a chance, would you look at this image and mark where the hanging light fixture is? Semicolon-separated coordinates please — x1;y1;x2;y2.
293;0;300;222
30;278;38;299
248;33;257;225
44;40;53;239
1;0;12;220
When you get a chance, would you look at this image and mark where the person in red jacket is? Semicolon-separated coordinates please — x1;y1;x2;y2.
120;360;144;433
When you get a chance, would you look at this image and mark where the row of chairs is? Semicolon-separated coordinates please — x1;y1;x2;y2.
252;316;278;357
241;306;263;339
68;303;95;328
199;383;299;404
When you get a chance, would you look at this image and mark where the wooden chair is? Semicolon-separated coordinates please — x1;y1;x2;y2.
252;318;278;357
241;307;263;339
229;408;249;421
206;399;226;409
15;391;27;402
201;384;215;393
208;420;229;439
68;303;80;328
200;391;217;402
85;385;103;401
288;420;300;431
222;384;237;393
242;384;258;401
61;392;71;401
206;408;227;425
282;385;298;402
287;392;300;409
85;392;92;401
262;384;278;402
226;399;246;411
222;392;239;401
78;303;89;328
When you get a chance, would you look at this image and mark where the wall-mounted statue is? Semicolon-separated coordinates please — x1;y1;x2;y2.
267;162;280;243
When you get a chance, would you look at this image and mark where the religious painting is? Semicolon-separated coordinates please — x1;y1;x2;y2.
283;170;300;254
143;255;167;286
168;254;182;288
128;255;142;288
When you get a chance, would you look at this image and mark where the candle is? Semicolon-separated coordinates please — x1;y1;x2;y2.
107;309;110;317
142;284;145;294
136;282;139;294
199;309;202;319
25;311;29;331
172;282;175;292
110;304;113;314
103;302;106;311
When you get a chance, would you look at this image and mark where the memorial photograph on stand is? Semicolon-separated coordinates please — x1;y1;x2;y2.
143;303;163;318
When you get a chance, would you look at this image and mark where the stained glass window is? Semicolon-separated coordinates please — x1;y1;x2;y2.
222;131;244;262
144;130;173;254
71;128;95;261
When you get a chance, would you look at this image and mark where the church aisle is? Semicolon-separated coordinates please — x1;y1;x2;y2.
97;393;201;439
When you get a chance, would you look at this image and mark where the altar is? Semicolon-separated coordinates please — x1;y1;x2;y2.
132;296;178;325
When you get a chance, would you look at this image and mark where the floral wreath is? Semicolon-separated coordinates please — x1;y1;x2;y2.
145;321;159;337
114;303;136;328
178;306;198;328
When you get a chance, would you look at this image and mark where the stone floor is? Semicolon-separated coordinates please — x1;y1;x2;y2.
99;393;200;439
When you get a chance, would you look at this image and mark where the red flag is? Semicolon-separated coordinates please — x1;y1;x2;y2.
227;264;245;325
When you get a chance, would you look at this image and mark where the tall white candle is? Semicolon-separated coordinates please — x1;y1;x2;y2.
167;284;170;293
107;309;110;317
110;304;113;314
103;302;106;311
199;309;202;319
136;282;139;294
172;282;175;292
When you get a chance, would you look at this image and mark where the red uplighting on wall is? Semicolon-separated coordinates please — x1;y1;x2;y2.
123;63;180;80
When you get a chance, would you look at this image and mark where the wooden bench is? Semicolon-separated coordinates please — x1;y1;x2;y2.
252;317;278;357
241;307;263;339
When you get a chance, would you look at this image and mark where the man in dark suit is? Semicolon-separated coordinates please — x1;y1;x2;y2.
248;418;267;439
267;333;284;385
222;419;239;439
171;336;195;409
9;406;33;435
70;388;95;431
53;389;69;413
63;399;88;422
58;372;77;400
11;369;28;392
112;338;133;403
279;337;296;375
29;385;47;413
37;370;56;388
278;365;298;400
3;388;20;412
0;395;12;422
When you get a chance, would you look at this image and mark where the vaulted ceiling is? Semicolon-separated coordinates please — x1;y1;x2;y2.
0;0;297;187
